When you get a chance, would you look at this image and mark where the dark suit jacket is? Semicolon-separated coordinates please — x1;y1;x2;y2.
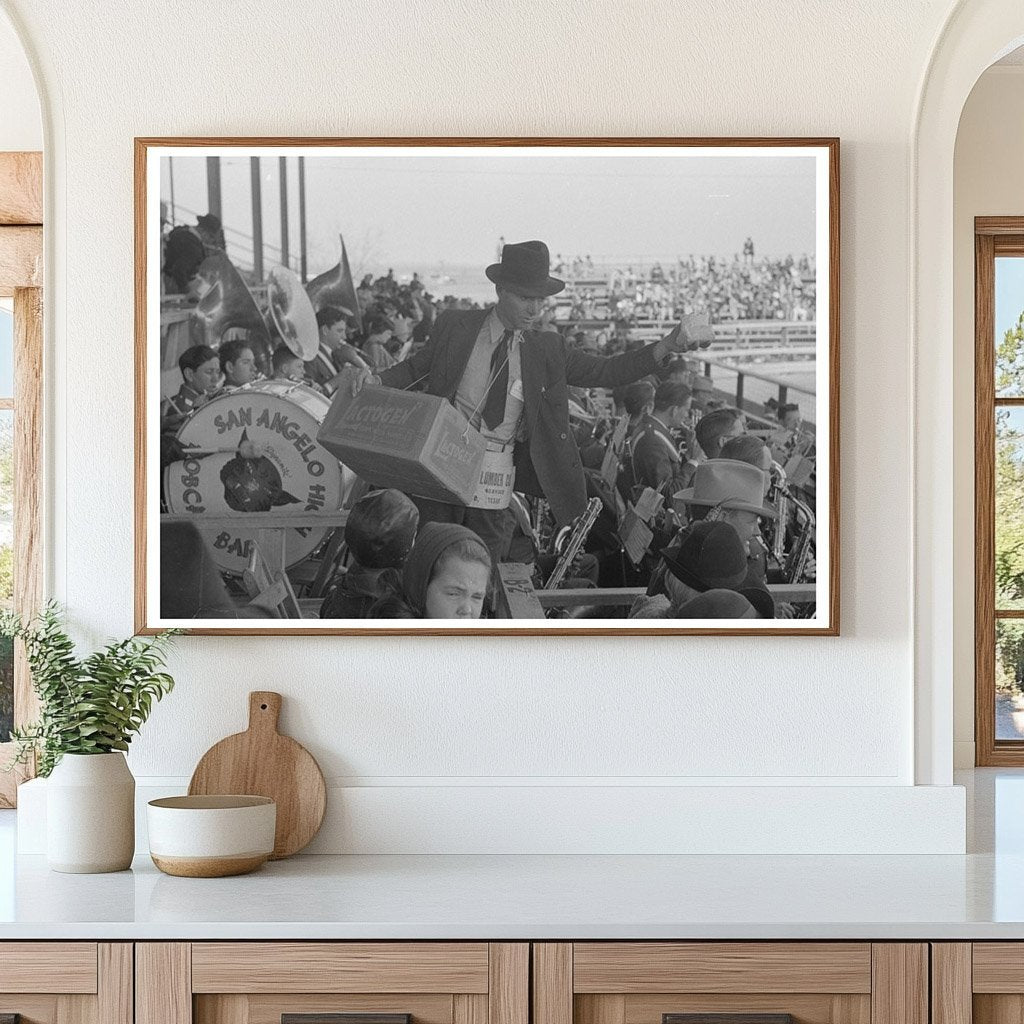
379;308;660;526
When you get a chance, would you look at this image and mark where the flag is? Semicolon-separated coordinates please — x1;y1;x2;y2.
306;233;361;323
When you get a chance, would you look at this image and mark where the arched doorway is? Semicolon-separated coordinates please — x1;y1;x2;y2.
913;1;1024;785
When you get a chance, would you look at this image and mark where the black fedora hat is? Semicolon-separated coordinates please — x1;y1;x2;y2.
660;520;749;592
486;240;565;297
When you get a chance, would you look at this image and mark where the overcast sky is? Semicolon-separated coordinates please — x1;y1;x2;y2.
161;149;817;276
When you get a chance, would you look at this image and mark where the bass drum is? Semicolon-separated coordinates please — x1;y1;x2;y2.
163;380;355;575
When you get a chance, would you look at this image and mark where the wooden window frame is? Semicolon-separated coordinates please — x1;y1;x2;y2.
975;217;1024;765
0;151;43;806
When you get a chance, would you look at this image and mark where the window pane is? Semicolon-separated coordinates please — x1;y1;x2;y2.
996;256;1024;397
0;307;13;398
0;410;11;743
997;407;1024;610
997;620;1024;740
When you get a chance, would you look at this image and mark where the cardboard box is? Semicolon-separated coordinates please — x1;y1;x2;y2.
317;383;487;505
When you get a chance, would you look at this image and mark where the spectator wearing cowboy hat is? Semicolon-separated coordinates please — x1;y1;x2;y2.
675;458;778;549
349;239;714;563
672;458;794;616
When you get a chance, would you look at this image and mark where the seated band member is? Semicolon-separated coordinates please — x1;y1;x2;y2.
160;344;220;467
219;338;259;390
695;406;746;460
350;240;712;563
718;434;773;488
622;381;692;500
370;522;493;620
162;344;220;424
618;379;656;438
307;306;369;395
768;402;806;460
271;345;305;383
360;315;397;372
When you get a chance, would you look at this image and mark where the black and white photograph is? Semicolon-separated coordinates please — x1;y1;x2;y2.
138;139;837;634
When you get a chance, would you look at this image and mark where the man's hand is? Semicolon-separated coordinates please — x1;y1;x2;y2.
338;366;380;398
653;313;715;361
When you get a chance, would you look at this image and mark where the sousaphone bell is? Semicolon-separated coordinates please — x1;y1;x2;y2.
267;266;319;361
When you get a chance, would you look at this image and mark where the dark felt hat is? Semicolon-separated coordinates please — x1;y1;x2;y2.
738;581;776;619
345;488;419;569
485;240;565;297
674;588;757;619
661;520;749;591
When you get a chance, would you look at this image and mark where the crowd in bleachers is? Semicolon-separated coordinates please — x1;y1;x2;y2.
553;249;816;325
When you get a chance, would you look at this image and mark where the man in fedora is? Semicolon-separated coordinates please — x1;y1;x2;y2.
629;519;775;619
672;458;797;617
350;239;713;562
674;458;778;551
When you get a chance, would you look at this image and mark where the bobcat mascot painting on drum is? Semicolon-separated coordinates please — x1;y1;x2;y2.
163;380;356;575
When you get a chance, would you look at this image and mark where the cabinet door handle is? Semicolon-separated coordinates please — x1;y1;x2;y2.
283;1015;411;1024
664;1016;795;1024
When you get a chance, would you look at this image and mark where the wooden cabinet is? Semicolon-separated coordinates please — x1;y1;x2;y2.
532;943;928;1024
135;944;528;1024
932;943;1024;1024
0;943;132;1024
0;937;955;1024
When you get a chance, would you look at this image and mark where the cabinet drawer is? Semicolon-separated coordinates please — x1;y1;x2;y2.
0;942;99;993
572;944;872;994
191;943;491;994
534;943;926;1024
0;943;130;1024
139;942;528;1024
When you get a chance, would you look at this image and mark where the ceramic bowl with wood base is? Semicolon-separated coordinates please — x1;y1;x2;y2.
147;795;276;877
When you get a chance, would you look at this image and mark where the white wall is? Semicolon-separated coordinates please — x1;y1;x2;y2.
0;7;40;152
0;0;974;852
952;66;1024;767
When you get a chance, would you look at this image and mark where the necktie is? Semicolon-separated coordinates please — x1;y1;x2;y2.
481;328;513;429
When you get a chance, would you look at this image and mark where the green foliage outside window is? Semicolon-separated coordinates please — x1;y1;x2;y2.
997;312;1024;697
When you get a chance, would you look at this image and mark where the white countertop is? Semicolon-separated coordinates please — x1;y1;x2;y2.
1;768;1022;941
0;849;1021;940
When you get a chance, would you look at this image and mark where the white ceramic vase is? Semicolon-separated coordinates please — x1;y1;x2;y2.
46;752;135;873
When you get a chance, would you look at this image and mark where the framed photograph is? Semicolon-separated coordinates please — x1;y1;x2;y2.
135;137;838;635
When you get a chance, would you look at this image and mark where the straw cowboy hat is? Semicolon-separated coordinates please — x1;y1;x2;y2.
673;459;779;518
486;240;565;297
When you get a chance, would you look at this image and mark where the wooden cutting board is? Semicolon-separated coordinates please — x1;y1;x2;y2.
188;691;326;859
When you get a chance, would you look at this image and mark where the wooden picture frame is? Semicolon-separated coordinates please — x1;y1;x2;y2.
0;150;44;805
135;137;839;635
974;216;1024;765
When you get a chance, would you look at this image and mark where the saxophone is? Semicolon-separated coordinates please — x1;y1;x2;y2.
782;491;815;584
544;497;603;590
766;460;789;563
531;497;556;554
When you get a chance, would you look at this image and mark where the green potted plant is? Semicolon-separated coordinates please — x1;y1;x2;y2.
2;602;179;873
